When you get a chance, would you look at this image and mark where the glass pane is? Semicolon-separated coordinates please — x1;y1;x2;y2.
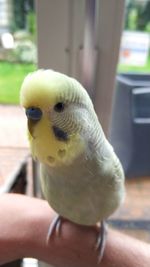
118;0;150;73
0;0;36;105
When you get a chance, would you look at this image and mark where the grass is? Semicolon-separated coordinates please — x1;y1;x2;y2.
0;58;149;105
118;56;150;73
0;61;36;104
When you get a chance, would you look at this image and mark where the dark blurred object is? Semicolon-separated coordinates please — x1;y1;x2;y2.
110;73;150;178
2;260;22;267
0;149;28;194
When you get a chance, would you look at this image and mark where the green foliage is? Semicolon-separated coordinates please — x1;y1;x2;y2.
26;11;36;41
145;22;150;33
0;62;36;104
125;0;150;32
12;0;35;32
128;8;138;30
12;0;26;31
138;1;150;31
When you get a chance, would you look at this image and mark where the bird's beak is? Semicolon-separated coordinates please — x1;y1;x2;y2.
27;119;37;138
25;107;43;138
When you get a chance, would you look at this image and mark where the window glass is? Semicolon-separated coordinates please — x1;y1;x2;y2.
118;0;150;73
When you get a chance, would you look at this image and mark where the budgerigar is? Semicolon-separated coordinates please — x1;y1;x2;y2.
20;69;125;262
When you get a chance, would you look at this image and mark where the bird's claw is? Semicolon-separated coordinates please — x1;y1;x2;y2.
47;216;107;264
46;214;62;244
95;221;107;263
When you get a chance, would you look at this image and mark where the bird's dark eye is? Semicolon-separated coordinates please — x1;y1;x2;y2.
54;102;65;112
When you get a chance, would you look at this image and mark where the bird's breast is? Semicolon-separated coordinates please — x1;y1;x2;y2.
40;153;125;225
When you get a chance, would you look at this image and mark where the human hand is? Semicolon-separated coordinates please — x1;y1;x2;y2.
0;193;150;267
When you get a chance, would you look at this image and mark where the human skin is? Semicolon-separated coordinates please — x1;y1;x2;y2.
0;193;150;267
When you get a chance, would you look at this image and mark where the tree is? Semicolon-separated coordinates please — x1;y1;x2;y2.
12;0;34;31
125;0;150;32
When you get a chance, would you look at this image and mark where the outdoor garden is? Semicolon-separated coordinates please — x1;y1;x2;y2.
0;0;36;105
118;0;150;73
0;0;150;105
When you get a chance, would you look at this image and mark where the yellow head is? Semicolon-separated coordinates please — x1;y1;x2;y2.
20;69;94;167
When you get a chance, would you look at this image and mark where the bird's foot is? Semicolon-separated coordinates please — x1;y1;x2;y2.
46;216;107;263
46;214;62;244
95;220;107;263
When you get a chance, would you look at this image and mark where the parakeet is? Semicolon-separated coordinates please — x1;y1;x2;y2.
20;69;125;262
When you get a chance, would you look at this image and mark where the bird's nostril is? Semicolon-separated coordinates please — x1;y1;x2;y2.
47;155;55;164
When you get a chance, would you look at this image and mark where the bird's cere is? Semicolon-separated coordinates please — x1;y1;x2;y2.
26;107;43;121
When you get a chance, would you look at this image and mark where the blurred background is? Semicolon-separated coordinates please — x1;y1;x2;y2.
0;0;150;105
0;0;36;105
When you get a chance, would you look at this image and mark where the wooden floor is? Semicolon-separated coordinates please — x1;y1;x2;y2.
0;105;29;192
110;177;150;243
